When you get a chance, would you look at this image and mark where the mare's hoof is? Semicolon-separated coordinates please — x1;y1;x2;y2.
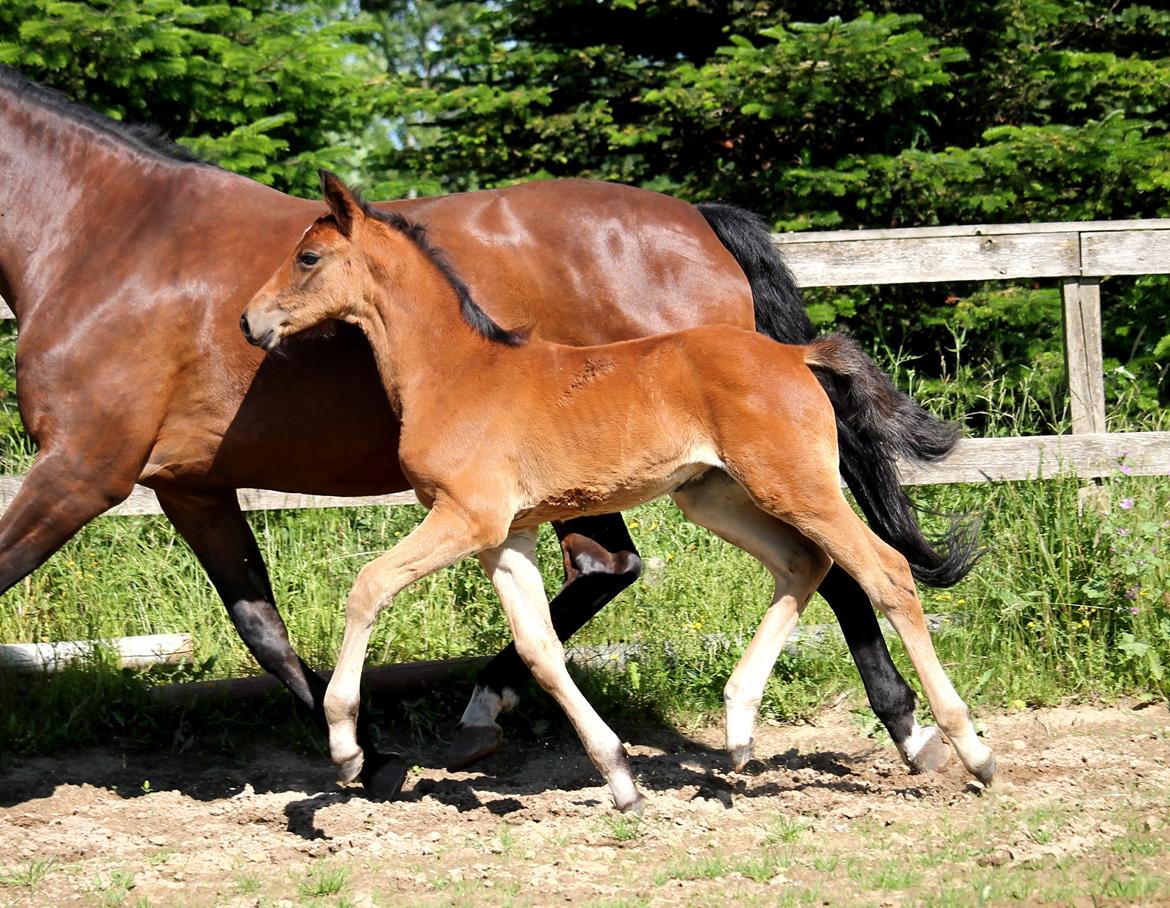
907;728;952;774
728;740;755;772
973;754;998;787
616;791;647;815
361;751;408;801
446;723;503;772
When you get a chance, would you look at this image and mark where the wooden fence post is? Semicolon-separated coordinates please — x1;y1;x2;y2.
1061;276;1107;435
1061;275;1109;511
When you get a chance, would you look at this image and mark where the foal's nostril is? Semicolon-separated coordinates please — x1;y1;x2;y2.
239;312;251;340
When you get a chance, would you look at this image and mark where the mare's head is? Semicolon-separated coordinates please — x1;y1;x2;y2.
241;171;388;352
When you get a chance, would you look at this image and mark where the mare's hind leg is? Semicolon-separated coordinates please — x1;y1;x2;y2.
448;514;641;771
157;489;404;798
672;471;830;770
480;530;644;813
818;567;950;772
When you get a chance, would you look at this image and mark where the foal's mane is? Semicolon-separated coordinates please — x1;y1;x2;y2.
0;65;210;166
359;203;528;347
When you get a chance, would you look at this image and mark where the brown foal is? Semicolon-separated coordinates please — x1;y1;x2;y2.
242;174;996;812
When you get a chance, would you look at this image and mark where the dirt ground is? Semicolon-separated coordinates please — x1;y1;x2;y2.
0;702;1167;907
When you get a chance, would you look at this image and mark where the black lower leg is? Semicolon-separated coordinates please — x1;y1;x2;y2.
160;491;398;792
447;514;641;771
475;514;642;697
817;565;918;746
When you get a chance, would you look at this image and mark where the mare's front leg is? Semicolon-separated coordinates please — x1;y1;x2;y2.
0;447;139;593
479;530;644;813
448;513;642;771
325;503;496;785
157;489;403;797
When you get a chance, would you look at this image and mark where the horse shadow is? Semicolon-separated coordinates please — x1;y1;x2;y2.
0;671;893;835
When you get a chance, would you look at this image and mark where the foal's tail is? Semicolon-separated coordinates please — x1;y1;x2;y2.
697;202;979;587
803;334;981;586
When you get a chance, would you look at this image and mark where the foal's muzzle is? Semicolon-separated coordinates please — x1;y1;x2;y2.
239;312;276;350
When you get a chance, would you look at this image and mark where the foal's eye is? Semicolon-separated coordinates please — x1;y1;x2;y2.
298;251;321;267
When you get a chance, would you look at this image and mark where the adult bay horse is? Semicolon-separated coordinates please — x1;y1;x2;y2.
240;174;996;812
0;67;970;793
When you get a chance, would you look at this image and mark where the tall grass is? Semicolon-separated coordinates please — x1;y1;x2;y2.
0;325;1166;755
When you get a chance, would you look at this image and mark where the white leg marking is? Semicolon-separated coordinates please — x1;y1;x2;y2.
673;472;831;771
901;717;937;763
480;532;642;811
459;684;505;728
324;506;482;778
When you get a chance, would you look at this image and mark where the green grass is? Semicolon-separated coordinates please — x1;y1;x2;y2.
0;471;1167;756
298;864;350;898
0;858;57;887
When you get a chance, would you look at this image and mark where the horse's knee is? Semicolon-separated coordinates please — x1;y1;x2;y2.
514;633;566;684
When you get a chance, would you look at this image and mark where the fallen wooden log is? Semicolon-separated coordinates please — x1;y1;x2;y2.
0;633;193;673
150;655;490;707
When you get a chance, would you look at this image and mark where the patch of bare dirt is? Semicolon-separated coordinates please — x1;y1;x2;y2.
1;703;1168;906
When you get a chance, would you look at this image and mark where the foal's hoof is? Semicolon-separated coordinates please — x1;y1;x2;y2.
615;791;647;815
972;754;998;787
336;749;365;786
446;723;503;772
906;728;952;774
361;751;409;801
728;739;755;772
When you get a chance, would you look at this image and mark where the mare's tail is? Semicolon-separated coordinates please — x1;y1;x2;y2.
698;202;979;586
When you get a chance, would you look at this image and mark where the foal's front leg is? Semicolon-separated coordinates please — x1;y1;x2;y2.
448;513;642;771
479;530;645;813
324;504;490;786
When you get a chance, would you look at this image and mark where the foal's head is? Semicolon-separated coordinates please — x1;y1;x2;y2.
240;171;401;352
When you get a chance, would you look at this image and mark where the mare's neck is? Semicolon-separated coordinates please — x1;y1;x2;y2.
0;85;193;319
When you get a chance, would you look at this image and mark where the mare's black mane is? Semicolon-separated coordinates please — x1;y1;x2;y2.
0;65;209;165
360;203;527;347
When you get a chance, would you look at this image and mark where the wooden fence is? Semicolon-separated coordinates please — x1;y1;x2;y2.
0;217;1168;517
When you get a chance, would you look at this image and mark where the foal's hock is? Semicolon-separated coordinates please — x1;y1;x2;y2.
241;173;995;811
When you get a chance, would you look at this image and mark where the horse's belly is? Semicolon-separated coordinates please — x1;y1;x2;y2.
510;446;723;528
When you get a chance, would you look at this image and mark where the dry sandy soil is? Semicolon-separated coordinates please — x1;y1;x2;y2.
0;702;1167;907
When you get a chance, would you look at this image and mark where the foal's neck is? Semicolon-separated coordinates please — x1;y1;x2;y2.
359;240;510;417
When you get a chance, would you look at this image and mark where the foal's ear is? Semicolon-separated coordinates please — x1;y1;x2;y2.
319;169;362;237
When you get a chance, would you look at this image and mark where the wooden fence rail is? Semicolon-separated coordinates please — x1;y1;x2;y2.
0;217;1167;517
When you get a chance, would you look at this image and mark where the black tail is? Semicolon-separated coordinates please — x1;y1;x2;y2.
698;202;979;587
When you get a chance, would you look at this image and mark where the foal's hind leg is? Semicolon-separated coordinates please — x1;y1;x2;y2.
673;471;829;770
448;514;641;771
480;531;644;813
747;474;995;784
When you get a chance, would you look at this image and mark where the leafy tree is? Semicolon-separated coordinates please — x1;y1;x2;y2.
0;0;381;193
376;0;1169;418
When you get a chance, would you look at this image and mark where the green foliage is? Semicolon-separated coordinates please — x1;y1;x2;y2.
370;0;1170;412
0;0;381;193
